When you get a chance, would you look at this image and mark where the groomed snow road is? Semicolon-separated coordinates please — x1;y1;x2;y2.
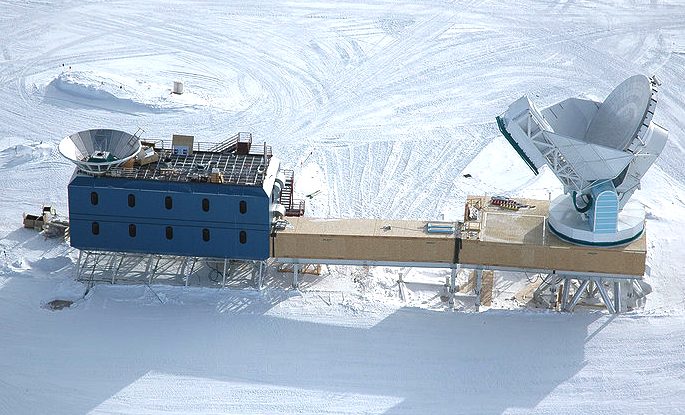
1;1;685;414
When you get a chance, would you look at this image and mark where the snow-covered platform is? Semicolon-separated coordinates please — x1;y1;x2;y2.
272;196;646;278
272;217;456;266
459;196;646;278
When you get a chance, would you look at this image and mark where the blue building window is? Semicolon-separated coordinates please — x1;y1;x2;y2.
239;230;247;244
240;200;247;214
166;226;173;240
202;198;210;212
165;196;173;210
129;224;136;237
91;222;99;235
128;194;135;208
202;228;210;241
90;192;98;205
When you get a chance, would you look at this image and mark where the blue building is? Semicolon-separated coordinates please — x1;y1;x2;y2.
62;131;300;260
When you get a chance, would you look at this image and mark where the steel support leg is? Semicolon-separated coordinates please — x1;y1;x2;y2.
250;261;257;290
75;250;83;280
565;279;590;312
183;258;190;287
180;258;188;286
450;267;458;292
112;254;125;284
587;281;596;298
90;252;100;283
475;269;482;311
110;254;118;284
144;255;154;283
561;277;571;311
257;261;263;291
531;274;562;309
221;259;228;288
448;266;458;307
85;252;100;288
187;258;197;286
293;263;299;289
613;281;622;313
596;279;616;314
149;257;160;285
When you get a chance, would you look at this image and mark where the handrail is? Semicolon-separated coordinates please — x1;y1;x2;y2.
207;133;240;153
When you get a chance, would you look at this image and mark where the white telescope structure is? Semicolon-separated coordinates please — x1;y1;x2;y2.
497;75;667;246
59;129;142;175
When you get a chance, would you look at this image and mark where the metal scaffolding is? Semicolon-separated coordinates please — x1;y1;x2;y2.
531;272;647;313
75;250;265;290
73;250;647;314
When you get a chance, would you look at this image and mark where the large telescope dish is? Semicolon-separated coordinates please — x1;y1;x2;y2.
59;129;141;175
584;75;655;151
496;75;667;246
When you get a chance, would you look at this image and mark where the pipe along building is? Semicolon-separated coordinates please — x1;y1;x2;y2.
59;75;665;313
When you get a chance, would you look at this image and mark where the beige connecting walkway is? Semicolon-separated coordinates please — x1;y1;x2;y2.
272;196;646;278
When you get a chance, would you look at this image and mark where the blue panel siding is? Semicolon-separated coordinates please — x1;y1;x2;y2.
70;219;269;259
68;175;271;259
70;186;267;225
589;182;618;234
69;176;268;225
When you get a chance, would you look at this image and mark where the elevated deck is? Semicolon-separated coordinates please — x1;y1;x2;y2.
85;134;273;187
272;218;456;265
272;196;646;277
106;149;269;186
459;196;646;277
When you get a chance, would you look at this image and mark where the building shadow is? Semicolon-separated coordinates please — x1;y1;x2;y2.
0;273;602;414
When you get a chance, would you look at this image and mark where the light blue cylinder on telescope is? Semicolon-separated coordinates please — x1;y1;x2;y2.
589;181;619;234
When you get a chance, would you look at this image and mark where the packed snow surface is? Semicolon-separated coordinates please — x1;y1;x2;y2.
2;0;685;414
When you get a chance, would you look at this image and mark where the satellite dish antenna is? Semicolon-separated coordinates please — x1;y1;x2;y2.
59;129;142;175
496;75;667;246
584;75;655;151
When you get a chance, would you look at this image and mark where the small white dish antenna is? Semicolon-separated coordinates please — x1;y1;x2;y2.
59;129;142;175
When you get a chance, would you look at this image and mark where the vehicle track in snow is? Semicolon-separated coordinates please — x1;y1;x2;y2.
2;2;685;414
1;0;685;219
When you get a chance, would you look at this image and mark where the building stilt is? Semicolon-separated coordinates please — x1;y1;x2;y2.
292;263;299;289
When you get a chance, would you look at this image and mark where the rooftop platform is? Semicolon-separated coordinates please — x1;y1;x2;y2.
83;133;273;187
272;196;647;277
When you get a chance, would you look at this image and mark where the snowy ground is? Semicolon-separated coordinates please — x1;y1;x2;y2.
1;0;685;413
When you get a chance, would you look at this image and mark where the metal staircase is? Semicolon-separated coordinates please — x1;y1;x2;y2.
279;170;305;217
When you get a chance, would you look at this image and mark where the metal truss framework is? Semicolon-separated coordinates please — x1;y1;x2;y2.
275;258;645;313
512;109;584;193
75;250;644;314
532;273;647;313
75;250;266;290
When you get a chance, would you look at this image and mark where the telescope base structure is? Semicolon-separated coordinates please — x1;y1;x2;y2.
547;195;645;247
